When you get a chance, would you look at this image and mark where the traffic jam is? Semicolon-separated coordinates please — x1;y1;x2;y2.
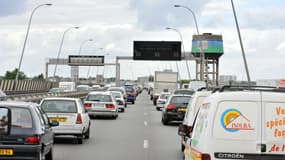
0;84;142;160
1;80;285;160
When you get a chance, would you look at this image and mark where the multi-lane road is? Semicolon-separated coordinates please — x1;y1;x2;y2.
54;91;183;160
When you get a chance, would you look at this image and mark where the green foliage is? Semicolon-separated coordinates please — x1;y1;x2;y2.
3;68;27;80
32;73;44;80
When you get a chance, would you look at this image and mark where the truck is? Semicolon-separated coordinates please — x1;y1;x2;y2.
152;70;178;105
58;82;76;92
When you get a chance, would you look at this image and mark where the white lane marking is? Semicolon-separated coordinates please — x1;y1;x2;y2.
144;121;148;126
143;140;149;149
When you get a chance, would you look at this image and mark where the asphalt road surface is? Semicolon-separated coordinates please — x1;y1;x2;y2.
54;91;183;160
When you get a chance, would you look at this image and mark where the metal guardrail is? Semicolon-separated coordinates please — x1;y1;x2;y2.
0;91;90;103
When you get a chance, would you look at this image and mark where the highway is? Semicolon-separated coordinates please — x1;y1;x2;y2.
53;91;183;160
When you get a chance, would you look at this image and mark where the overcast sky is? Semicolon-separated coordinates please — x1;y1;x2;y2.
0;0;285;80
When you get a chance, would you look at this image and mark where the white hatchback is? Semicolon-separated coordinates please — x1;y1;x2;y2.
39;97;91;144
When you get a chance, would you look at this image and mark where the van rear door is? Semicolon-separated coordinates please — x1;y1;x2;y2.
261;92;285;159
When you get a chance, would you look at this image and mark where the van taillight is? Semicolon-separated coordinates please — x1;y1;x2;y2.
191;148;211;160
166;104;175;110
76;114;83;124
202;154;211;160
84;103;91;108
25;136;40;144
106;104;115;109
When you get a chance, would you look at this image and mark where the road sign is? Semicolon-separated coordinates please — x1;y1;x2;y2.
133;41;181;61
68;55;104;66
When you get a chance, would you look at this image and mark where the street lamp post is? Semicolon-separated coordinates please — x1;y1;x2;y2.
53;26;79;78
230;0;251;85
174;4;205;81
15;3;52;81
78;39;93;55
166;27;191;81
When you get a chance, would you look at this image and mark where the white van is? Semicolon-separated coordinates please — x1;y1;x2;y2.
178;90;212;152
187;86;285;160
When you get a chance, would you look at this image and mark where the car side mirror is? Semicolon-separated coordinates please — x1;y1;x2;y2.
0;107;11;135
178;124;190;137
50;121;59;127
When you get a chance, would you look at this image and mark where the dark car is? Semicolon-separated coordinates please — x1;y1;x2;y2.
123;85;136;104
161;94;192;125
0;101;58;160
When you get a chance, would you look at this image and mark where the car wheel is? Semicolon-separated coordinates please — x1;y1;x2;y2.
85;126;90;139
132;101;135;104
156;107;160;111
121;108;125;112
77;136;83;144
124;103;127;108
161;115;168;125
45;145;54;160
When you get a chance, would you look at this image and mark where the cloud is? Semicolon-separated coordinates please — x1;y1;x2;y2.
128;0;210;30
0;0;28;16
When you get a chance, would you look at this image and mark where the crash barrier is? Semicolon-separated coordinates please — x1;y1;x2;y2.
0;80;58;95
0;91;89;103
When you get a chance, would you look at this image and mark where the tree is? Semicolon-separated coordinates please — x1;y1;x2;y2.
32;74;44;80
3;68;27;80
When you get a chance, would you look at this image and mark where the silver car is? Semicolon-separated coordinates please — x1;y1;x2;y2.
156;92;171;111
84;91;119;119
39;97;91;144
110;91;127;112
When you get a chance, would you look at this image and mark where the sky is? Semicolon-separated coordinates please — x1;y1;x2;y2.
0;0;285;81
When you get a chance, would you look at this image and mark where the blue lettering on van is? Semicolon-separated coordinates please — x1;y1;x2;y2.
221;108;254;132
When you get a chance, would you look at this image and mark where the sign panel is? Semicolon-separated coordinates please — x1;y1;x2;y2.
68;55;104;66
133;41;181;61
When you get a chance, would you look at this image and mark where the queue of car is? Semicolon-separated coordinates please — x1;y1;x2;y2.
0;83;141;160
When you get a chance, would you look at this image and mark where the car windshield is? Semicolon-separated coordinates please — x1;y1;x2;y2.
125;87;134;92
170;96;191;104
86;94;112;102
41;100;77;113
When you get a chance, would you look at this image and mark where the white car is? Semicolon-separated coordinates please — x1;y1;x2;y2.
83;91;119;119
39;97;91;144
110;91;127;112
156;92;171;111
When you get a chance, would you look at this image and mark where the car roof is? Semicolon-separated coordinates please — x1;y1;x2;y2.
110;91;122;94
88;91;112;95
42;97;79;101
0;101;37;109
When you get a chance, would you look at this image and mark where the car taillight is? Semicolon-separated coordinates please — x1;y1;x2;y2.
166;104;175;110
76;113;82;124
106;104;115;109
84;103;91;108
25;136;40;144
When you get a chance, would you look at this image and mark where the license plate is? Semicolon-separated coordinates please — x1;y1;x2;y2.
50;117;67;122
0;149;13;156
178;108;187;112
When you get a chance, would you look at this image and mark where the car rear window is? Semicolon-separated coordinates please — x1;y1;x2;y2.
112;92;122;99
41;100;77;113
86;94;112;102
174;90;195;95
170;96;191;104
160;94;169;99
11;108;33;129
125;87;134;92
